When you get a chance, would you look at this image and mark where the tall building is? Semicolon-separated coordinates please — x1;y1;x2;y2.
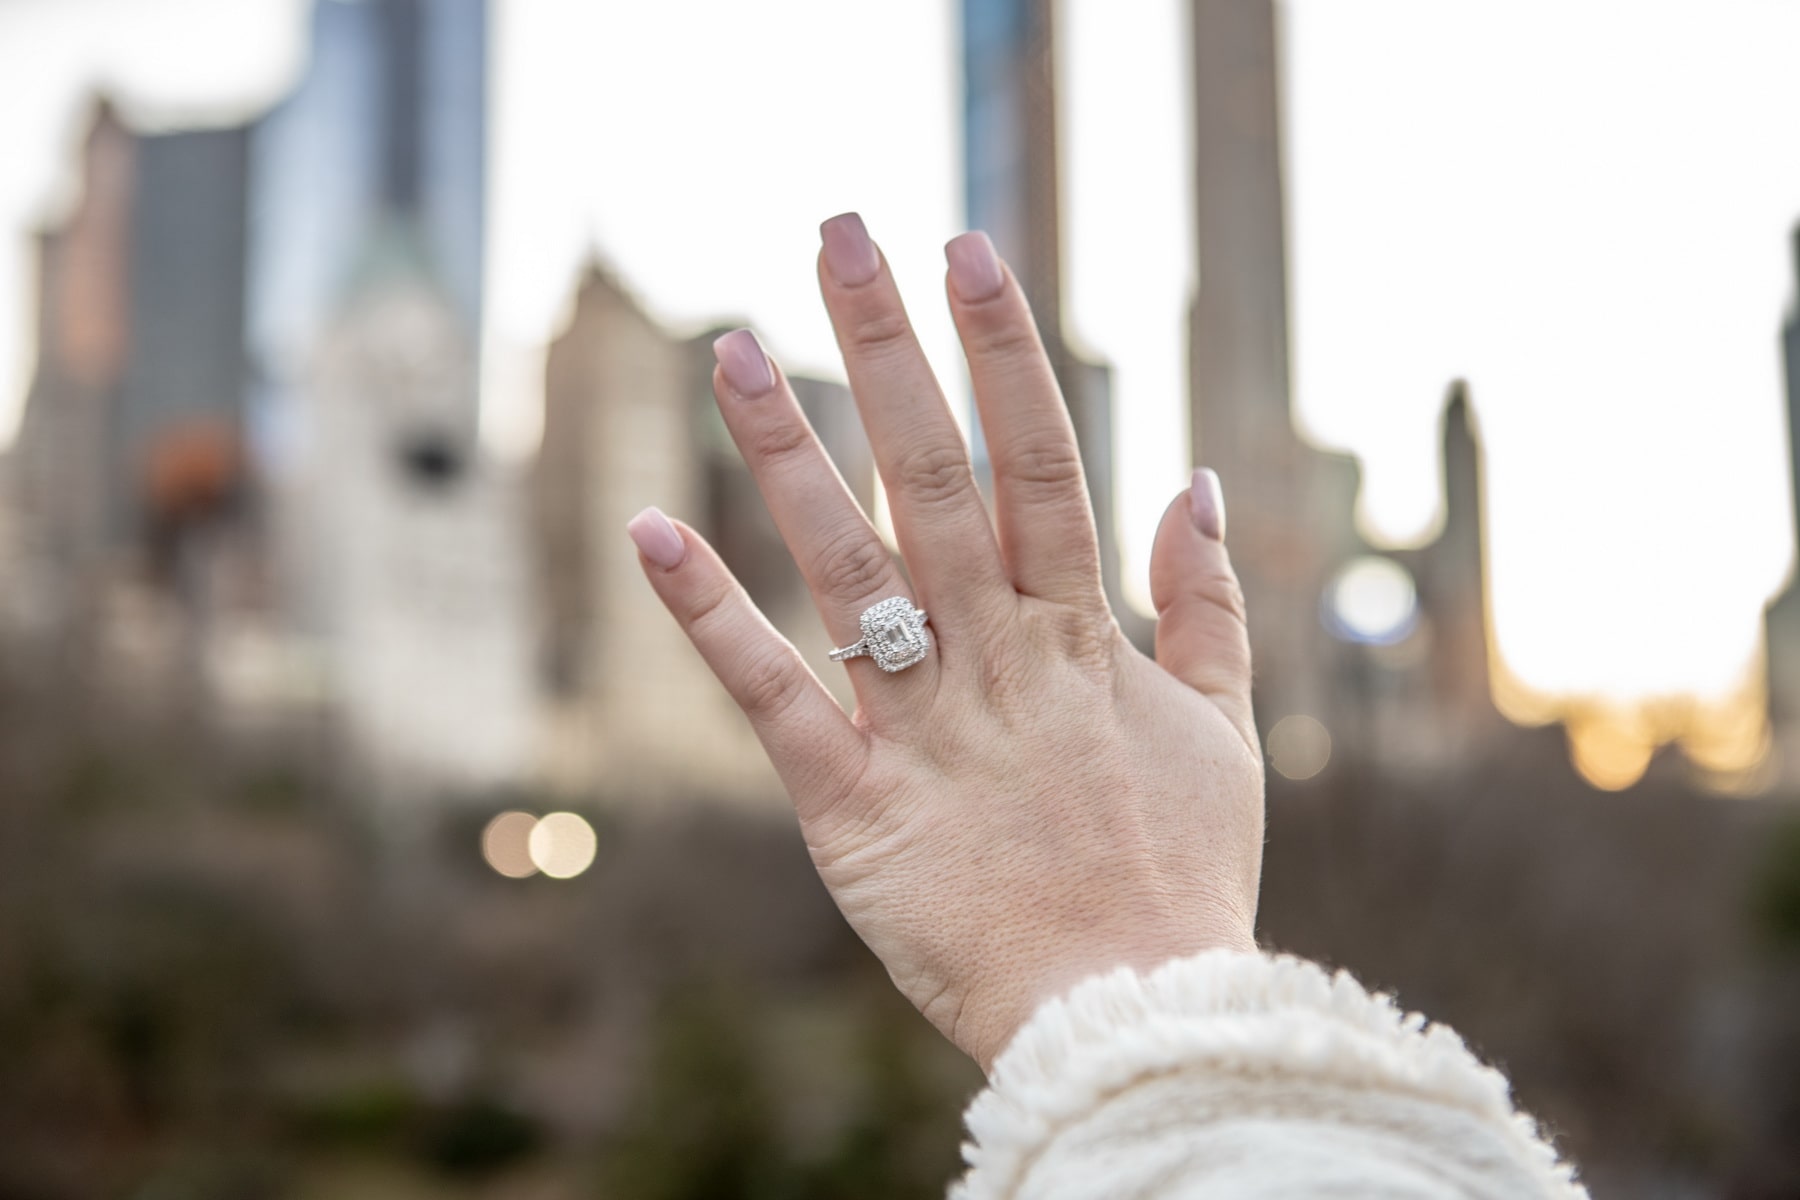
12;103;252;648
1188;0;1363;738
962;0;1062;349
301;225;533;793
1185;0;1530;782
960;0;1136;631
1409;387;1503;748
1765;225;1800;780
11;2;523;791
1375;384;1514;772
247;0;487;475
121;127;251;488
241;0;531;794
533;264;852;807
12;103;136;601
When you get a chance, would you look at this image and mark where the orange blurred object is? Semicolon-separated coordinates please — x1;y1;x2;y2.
141;420;243;523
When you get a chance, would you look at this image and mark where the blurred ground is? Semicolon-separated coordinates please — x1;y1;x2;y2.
4;641;1800;1199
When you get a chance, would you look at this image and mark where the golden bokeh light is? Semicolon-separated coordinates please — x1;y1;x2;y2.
1268;715;1332;782
1567;717;1655;792
481;810;539;879
527;811;597;880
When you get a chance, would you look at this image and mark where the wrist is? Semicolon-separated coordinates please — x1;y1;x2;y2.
969;925;1259;1072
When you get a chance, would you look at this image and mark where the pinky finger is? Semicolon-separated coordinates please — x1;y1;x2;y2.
628;507;868;812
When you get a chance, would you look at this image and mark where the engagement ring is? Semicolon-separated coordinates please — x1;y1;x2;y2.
829;597;931;673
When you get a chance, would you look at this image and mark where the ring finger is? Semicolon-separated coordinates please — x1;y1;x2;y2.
710;327;936;705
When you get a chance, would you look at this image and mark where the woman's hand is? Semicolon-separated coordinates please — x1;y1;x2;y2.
628;213;1264;1071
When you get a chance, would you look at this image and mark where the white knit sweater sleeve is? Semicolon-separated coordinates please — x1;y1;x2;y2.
951;949;1588;1199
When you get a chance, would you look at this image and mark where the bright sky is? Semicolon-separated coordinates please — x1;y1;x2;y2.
2;0;1798;728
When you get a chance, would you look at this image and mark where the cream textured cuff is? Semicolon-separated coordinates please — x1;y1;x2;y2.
953;949;1588;1199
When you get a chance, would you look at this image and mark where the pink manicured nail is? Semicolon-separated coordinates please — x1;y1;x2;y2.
945;231;1004;301
713;328;774;396
627;507;687;569
820;212;880;286
1190;468;1225;541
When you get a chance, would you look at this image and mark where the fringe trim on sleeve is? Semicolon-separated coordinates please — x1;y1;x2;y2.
953;949;1586;1199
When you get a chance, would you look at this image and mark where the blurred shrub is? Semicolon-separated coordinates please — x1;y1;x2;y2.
1751;817;1800;952
604;977;969;1200
416;1095;543;1177
124;1150;290;1200
604;981;792;1200
286;1078;421;1147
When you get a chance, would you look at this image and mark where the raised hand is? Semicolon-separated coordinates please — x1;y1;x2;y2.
628;213;1263;1071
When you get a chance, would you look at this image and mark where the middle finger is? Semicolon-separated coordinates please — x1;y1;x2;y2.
816;212;1012;629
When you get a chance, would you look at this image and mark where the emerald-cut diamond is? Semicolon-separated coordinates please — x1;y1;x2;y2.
831;596;931;672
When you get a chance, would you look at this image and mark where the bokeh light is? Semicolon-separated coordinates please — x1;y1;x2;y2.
527;811;597;880
1567;719;1655;792
1325;556;1419;646
1268;715;1332;781
481;810;539;879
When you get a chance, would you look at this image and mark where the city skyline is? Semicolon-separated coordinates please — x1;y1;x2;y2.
1;0;1798;730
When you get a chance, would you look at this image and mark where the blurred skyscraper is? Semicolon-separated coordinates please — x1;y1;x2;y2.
248;0;531;793
123;127;251;494
533;262;869;807
962;0;1061;350
14;106;140;594
1764;227;1800;781
954;0;1510;774
248;0;486;456
960;0;1134;633
1189;0;1359;738
11;0;533;794
12;103;253;673
1185;0;1521;778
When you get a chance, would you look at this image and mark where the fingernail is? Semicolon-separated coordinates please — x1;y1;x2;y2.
713;328;774;396
627;506;687;569
1190;468;1225;541
945;231;1004;301
820;212;880;286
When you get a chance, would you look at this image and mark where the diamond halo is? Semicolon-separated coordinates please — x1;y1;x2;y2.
828;596;932;673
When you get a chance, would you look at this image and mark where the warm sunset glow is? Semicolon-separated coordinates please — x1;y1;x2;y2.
1567;712;1657;793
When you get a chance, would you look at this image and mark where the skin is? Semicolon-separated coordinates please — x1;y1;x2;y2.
629;215;1265;1073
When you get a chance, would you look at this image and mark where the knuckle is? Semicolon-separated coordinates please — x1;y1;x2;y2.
737;647;807;720
684;578;740;639
843;305;914;356
895;441;973;506
811;528;894;603
1200;570;1249;627
967;315;1041;363
1021;598;1116;674
741;412;814;469
1004;438;1085;493
1063;608;1120;670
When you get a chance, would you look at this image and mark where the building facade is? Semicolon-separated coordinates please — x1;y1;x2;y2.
10;2;534;794
960;0;1136;633
533;264;870;807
